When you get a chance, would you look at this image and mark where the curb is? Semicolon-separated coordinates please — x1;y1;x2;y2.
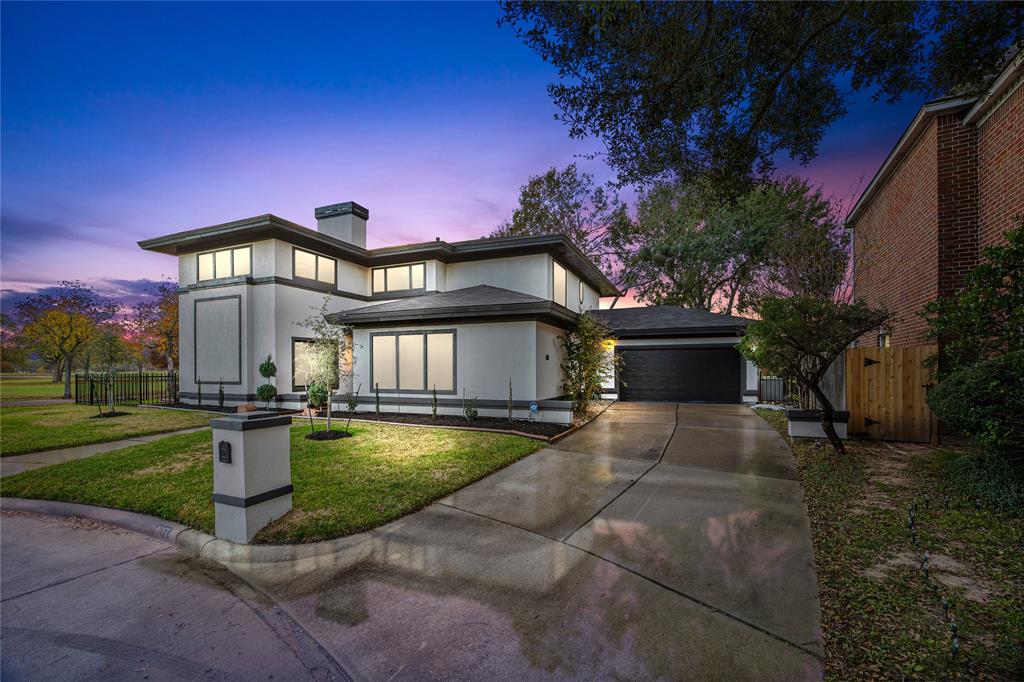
1;496;380;566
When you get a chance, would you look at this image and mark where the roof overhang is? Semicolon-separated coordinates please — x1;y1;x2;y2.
139;218;620;297
601;324;748;339
326;300;578;330
846;96;976;227
963;50;1024;125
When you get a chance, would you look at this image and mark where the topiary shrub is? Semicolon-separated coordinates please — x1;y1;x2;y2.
256;383;278;409
928;350;1024;460
257;355;278;409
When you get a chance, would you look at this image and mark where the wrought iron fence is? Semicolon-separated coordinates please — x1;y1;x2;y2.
757;372;799;404
75;371;179;406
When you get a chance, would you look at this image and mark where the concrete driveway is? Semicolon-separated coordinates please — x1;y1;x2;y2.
229;403;823;681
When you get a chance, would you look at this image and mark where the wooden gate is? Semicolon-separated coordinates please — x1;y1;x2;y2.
845;345;937;443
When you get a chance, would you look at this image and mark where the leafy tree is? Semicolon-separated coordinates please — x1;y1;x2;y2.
739;296;888;453
560;311;620;419
491;164;623;271
14;282;118;398
132;280;179;373
924;225;1023;375
500;2;1024;188
610;176;842;313
300;297;354;434
0;314;30;372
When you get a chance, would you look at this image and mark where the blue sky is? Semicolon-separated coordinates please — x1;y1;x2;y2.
1;1;923;309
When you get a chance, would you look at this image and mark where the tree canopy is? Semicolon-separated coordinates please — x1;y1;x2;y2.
14;281;119;398
490;163;623;271
607;175;845;313
500;1;1024;188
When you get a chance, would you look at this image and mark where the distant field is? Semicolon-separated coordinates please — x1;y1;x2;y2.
0;374;67;401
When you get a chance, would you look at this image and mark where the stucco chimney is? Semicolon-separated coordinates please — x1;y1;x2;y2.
314;201;368;248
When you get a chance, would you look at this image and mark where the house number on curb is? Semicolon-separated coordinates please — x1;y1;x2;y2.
218;441;232;464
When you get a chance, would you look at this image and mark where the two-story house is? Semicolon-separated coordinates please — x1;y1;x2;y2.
140;201;758;421
139;201;619;423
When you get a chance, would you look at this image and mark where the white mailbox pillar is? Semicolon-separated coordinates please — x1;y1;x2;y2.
210;411;293;543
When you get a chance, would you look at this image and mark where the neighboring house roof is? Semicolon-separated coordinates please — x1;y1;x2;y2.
325;284;579;329
845;95;976;226
847;51;1024;227
590;306;751;338
137;214;620;296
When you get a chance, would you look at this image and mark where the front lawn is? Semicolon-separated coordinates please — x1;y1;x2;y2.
0;374;67;400
0;404;217;457
0;421;544;542
756;409;1023;680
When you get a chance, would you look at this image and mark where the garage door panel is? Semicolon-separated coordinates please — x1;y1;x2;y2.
618;348;740;403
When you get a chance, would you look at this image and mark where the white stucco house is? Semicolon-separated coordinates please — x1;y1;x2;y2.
140;201;756;423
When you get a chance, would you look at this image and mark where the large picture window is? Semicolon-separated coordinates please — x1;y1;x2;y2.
197;246;251;281
371;330;455;392
372;263;426;294
293;247;336;286
552;261;567;307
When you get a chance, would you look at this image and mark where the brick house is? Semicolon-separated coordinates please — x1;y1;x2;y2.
848;52;1023;347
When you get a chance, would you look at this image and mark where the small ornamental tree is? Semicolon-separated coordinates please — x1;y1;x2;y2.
300;297;354;435
92;323;128;416
560;311;620;420
739;296;889;453
256;355;278;409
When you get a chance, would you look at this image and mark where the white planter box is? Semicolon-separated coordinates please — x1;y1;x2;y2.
787;410;849;440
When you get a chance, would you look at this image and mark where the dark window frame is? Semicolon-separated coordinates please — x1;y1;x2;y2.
371;262;427;294
368;329;457;394
196;244;253;282
292;247;337;287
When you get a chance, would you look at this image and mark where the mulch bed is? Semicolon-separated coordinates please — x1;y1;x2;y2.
329;411;571;437
305;430;353;441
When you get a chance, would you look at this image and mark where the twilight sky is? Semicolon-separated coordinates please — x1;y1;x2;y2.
1;1;922;310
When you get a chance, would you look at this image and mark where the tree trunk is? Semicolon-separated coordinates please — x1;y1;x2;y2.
52;360;63;383
63;351;75;399
165;351;176;401
810;382;844;454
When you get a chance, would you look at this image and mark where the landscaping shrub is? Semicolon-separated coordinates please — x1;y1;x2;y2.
928;350;1024;460
937;450;1024;517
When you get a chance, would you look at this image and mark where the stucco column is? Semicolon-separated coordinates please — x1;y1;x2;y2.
210;411;293;543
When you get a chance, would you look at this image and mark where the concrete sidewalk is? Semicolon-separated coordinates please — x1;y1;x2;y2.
1;428;209;477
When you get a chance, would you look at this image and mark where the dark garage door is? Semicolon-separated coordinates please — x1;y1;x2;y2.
618;347;741;403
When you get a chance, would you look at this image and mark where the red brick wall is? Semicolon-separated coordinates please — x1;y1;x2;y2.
978;77;1023;249
853;120;938;347
936;113;979;299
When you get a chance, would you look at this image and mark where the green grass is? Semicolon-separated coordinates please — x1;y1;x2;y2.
0;421;544;543
0;374;67;400
0;404;217;457
756;409;1023;681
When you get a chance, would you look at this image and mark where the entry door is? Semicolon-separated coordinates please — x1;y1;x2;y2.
617;347;741;403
